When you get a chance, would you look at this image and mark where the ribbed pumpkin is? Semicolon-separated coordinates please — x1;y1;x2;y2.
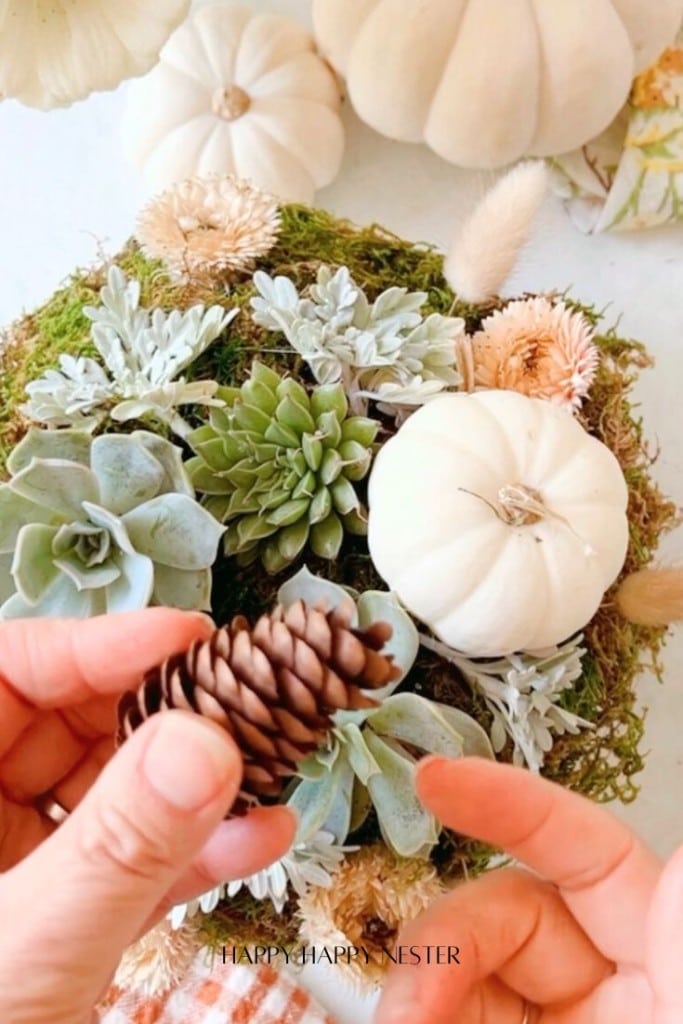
367;390;630;656
123;2;345;202
313;0;683;167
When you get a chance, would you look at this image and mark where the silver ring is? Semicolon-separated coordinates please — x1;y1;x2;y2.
36;795;70;825
520;1004;531;1024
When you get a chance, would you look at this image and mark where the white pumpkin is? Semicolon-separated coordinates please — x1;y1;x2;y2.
123;2;345;204
0;0;189;109
313;0;683;167
367;390;629;656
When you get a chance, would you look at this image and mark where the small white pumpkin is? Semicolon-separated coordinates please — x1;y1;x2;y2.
367;390;629;656
123;2;345;203
0;0;189;109
313;0;683;167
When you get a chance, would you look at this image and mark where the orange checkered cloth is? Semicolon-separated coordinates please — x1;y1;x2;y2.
100;958;337;1024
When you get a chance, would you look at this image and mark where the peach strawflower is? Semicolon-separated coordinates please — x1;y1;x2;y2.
454;333;476;392
136;175;281;281
471;297;599;411
297;845;444;987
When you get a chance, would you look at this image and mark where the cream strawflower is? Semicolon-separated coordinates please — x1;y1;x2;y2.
114;919;202;998
297;846;444;986
471;297;599;411
0;0;189;109
136;176;281;282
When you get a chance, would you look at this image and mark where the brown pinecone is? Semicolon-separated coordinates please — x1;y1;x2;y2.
117;599;399;809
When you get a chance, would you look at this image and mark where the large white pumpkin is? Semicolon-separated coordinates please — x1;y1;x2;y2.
367;391;629;656
0;0;189;109
123;2;345;203
313;0;683;167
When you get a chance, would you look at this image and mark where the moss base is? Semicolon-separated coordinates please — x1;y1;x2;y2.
0;204;677;958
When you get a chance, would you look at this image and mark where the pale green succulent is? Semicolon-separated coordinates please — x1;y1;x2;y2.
277;569;495;857
0;429;225;619
186;361;379;574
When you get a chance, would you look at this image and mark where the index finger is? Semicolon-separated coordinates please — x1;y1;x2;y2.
417;756;661;966
0;609;214;708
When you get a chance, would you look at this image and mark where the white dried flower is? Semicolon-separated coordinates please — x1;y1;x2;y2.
251;266;463;417
114;919;202;997
168;831;352;929
136;175;281;281
22;267;236;437
420;633;591;772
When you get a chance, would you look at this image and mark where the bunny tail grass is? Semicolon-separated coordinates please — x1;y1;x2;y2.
616;568;683;627
444;161;549;304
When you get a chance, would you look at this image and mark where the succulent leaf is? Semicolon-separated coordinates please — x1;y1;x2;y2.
251;265;464;417
22;267;234;435
0;430;223;620
188;362;378;573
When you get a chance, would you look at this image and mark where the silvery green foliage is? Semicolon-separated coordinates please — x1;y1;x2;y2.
420;634;590;773
251;266;464;416
278;568;494;858
22;267;236;437
168;830;352;927
0;428;225;619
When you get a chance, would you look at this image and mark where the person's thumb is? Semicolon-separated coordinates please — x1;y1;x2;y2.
3;710;241;1011
648;844;683;1023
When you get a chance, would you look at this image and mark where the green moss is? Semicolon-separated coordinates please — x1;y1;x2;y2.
0;202;677;958
197;891;301;955
0;270;102;465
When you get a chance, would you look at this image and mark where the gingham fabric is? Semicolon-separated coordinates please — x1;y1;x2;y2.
100;957;337;1024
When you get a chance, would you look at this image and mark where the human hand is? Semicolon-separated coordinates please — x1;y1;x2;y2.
0;610;296;1024
376;756;683;1024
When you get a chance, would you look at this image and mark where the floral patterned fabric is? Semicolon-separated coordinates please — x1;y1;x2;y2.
100;957;336;1024
553;36;683;232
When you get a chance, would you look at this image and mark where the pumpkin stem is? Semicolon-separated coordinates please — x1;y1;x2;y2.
212;84;251;121
497;484;545;526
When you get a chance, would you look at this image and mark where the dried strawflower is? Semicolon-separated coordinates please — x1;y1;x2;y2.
454;333;476;393
471;297;599;411
136;176;281;281
297;846;444;986
114;919;202;997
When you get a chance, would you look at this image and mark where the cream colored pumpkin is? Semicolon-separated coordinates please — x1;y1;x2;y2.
313;0;683;167
123;2;345;203
0;0;189;109
367;391;629;656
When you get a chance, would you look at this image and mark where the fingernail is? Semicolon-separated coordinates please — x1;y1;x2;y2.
189;612;216;630
143;714;235;811
377;971;419;1024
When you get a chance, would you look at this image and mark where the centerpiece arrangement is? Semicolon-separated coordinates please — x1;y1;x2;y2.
0;169;676;990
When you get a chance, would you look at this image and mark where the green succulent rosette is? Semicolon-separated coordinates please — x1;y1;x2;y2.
0;428;225;618
186;361;379;574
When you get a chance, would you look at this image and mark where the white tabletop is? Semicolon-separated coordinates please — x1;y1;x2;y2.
1;2;682;1020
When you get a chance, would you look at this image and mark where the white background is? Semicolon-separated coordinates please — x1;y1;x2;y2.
1;1;682;1020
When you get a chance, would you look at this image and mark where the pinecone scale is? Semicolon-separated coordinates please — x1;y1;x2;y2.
117;599;399;808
